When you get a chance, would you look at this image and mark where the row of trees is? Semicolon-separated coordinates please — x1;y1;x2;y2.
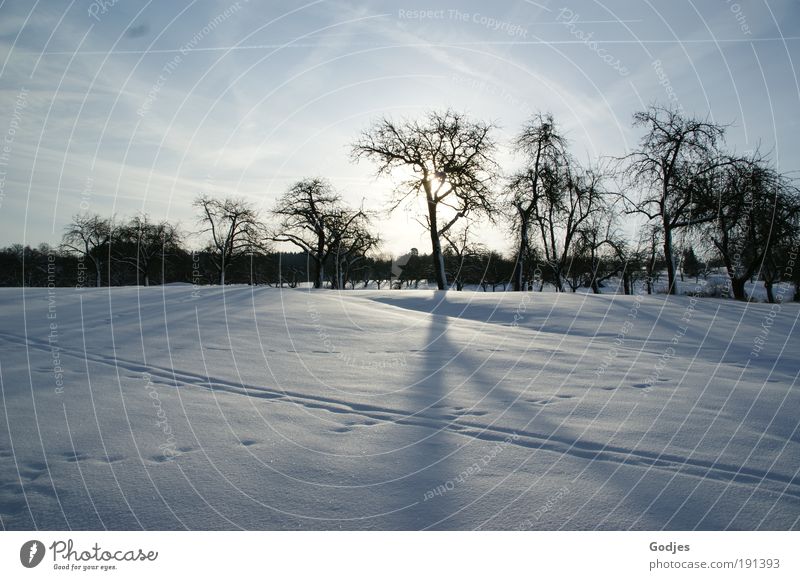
0;239;324;288
350;106;800;300
20;191;379;290
0;234;726;295
3;105;799;301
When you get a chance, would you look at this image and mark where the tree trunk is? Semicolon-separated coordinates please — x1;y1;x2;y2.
427;200;447;290
513;219;527;292
555;274;564;292
731;277;747;301
434;245;447;289
313;260;323;289
219;268;225;286
663;223;677;295
765;281;775;304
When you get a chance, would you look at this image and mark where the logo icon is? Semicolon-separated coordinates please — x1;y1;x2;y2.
20;540;45;568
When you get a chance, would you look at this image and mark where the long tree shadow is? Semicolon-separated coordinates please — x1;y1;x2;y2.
379;299;463;529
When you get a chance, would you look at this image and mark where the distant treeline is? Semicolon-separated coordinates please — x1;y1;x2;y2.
0;237;746;298
0;241;520;291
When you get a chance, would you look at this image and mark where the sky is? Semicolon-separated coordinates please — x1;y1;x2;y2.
1;0;799;257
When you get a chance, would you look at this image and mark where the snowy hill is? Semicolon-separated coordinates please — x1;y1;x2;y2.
0;286;798;530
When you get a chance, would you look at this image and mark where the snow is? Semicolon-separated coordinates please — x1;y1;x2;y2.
0;285;798;530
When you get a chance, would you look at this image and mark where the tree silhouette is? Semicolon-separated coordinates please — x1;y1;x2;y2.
61;213;112;287
194;195;267;285
271;178;376;289
701;154;800;301
352;109;499;290
506;113;568;291
619;106;724;294
114;214;181;286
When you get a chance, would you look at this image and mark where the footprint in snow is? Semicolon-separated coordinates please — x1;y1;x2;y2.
63;451;90;463
527;398;553;406
17;461;48;481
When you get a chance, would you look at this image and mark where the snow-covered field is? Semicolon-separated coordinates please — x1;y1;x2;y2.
0;286;798;530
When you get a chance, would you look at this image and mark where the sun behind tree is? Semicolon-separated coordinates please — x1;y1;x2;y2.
351;109;500;290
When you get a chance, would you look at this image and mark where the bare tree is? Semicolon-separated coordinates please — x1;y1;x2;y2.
352;109;499;290
506;113;569;291
194;195;266;285
114;214;181;286
637;223;663;294
272;178;375;289
61;213;112;287
701;154;800;301
553;167;609;291
442;224;484;291
512;161;607;291
327;207;379;289
574;204;625;294
619;106;724;294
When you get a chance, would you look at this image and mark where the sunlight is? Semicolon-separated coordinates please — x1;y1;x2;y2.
425;172;450;195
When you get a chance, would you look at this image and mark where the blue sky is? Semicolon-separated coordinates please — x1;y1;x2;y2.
1;0;799;255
